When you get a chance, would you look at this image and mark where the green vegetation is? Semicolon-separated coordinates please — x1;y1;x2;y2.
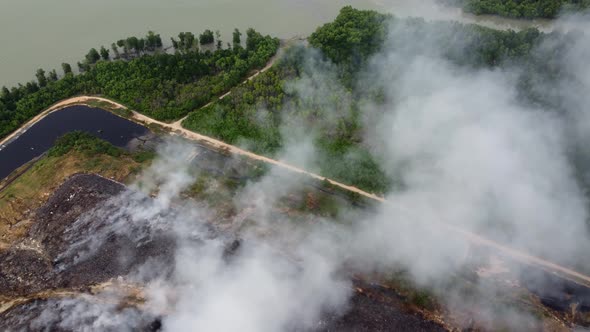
182;51;391;194
310;11;544;69
308;6;390;75
85;100;133;118
0;6;579;198
182;8;394;194
182;7;559;194
0;134;148;247
458;0;590;19
199;29;215;45
385;270;438;310
0;29;279;139
171;32;197;52
47;131;122;158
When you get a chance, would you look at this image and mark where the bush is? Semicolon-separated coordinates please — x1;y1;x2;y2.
47;131;121;157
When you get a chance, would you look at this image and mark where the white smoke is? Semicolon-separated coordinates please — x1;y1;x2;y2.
361;49;590;265
23;12;590;332
345;17;590;327
29;296;151;332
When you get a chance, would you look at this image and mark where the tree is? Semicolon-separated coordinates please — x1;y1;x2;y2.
154;34;163;48
117;39;129;56
137;38;145;53
0;28;282;142
48;69;58;82
100;46;110;60
199;29;215;45
126;37;140;54
173;32;196;52
460;0;589;19
308;6;390;67
1;86;9;99
77;61;88;73
146;31;162;50
25;81;39;94
62;62;72;75
183;32;196;50
86;48;101;64
233;28;242;48
215;30;222;50
111;43;120;59
35;68;47;87
245;28;258;51
171;37;179;50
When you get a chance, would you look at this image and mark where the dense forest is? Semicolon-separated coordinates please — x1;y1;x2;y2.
184;6;577;194
0;28;279;139
183;7;394;193
458;0;590;19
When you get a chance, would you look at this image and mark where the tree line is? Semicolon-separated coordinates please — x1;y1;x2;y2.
2;7;579;196
0;28;279;139
184;6;578;194
457;0;590;19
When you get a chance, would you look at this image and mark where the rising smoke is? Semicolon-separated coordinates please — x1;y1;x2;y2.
27;11;590;332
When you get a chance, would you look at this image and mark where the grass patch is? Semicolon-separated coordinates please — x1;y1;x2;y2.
384;271;439;311
0;133;149;248
86;99;133;118
48;131;121;158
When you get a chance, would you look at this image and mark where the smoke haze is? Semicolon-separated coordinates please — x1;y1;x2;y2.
26;12;590;331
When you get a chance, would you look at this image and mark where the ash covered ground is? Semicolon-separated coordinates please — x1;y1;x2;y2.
0;174;446;331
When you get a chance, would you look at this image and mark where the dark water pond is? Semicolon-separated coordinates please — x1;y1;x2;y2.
0;105;149;180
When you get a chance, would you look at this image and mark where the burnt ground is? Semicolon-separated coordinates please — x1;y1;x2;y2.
0;173;448;331
0;174;176;297
0;298;162;332
127;132;162;153
0;281;446;332
319;280;446;332
519;267;590;313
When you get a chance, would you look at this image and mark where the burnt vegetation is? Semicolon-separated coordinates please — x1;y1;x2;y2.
0;172;446;331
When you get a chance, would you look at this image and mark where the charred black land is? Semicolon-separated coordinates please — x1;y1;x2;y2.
0;174;447;331
0;174;176;297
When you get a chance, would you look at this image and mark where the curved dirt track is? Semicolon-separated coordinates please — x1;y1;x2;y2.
170;52;279;127
4;95;590;290
0;51;281;148
0;96;127;148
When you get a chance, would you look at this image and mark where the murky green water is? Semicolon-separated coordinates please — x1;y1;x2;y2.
0;0;576;88
0;0;379;87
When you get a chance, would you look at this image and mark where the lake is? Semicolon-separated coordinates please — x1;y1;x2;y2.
0;106;149;180
0;0;578;89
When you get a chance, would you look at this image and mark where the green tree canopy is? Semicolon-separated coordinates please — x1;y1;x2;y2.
61;63;72;75
35;68;47;87
199;29;215;45
99;46;110;60
85;48;101;64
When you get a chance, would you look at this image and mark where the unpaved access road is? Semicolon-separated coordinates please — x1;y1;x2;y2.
4;93;590;290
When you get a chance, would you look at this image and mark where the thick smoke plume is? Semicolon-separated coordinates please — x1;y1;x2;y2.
29;13;590;331
360;21;590;267
349;17;590;325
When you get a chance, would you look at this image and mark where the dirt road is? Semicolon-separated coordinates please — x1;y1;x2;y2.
0;97;127;148
0;51;282;148
3;92;590;289
0;56;590;286
170;52;279;127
